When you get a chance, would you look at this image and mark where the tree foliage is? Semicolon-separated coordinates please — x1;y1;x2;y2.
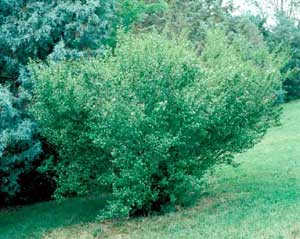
31;30;281;218
164;0;234;48
0;85;41;202
268;14;300;100
0;0;121;80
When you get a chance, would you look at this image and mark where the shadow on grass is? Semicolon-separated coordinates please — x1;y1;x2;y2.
0;195;111;239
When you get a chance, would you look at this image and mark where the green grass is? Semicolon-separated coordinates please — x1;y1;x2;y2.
1;100;300;239
0;196;109;239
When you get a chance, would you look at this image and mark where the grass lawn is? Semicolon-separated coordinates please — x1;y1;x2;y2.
1;100;300;239
0;196;110;239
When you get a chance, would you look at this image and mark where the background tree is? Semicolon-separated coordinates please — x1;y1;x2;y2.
268;14;300;100
239;1;300;101
164;0;234;49
251;0;300;20
0;86;41;205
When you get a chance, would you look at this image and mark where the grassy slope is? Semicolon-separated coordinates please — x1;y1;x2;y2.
1;101;300;239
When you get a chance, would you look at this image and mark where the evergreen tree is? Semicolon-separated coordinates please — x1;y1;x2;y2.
0;85;41;202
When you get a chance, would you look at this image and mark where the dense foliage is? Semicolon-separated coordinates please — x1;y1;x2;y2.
0;85;41;203
0;0;165;204
31;30;281;217
0;0;116;80
245;1;300;101
268;14;300;101
0;0;164;80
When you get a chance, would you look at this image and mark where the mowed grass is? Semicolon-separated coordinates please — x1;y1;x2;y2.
1;100;300;239
0;196;110;239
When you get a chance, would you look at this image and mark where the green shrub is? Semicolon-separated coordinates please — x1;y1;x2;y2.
31;30;281;218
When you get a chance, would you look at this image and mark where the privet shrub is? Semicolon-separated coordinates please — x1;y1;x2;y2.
31;30;281;218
